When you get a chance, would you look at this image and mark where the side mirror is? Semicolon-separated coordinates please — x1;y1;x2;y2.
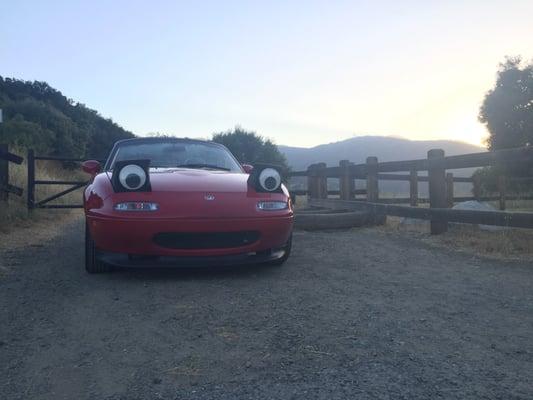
82;160;101;176
242;164;254;174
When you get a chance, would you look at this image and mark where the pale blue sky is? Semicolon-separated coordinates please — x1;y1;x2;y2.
1;0;532;147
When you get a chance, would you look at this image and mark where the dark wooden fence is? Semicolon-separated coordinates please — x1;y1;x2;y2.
26;150;95;209
0;146;102;210
287;146;533;234
0;144;24;203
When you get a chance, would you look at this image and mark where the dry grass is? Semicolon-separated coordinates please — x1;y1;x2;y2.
295;192;533;261
381;216;533;261
293;195;308;210
0;155;87;234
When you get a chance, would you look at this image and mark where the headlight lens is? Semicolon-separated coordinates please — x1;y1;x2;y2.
114;202;159;211
257;201;288;211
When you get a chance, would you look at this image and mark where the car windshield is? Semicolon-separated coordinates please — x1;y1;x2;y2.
107;141;242;172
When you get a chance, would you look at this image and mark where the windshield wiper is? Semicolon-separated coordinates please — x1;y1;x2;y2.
176;163;230;171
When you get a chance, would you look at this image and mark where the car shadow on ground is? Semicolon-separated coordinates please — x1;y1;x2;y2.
99;261;287;282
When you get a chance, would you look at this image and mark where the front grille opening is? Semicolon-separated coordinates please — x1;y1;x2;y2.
153;231;260;250
128;254;160;261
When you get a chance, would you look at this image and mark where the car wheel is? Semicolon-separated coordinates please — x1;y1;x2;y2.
85;221;111;273
269;234;292;266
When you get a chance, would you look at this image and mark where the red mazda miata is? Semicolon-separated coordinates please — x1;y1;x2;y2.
81;137;294;273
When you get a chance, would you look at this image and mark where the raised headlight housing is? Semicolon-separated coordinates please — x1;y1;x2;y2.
258;168;281;192
119;164;146;190
247;164;283;193
111;159;151;192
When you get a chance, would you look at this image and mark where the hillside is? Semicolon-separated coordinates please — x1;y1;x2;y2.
279;136;484;171
0;77;134;159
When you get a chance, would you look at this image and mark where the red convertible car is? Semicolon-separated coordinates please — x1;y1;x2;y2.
81;137;293;273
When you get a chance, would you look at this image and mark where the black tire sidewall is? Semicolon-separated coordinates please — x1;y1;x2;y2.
85;220;109;273
270;233;292;266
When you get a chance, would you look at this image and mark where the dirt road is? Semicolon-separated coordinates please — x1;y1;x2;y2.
1;216;533;399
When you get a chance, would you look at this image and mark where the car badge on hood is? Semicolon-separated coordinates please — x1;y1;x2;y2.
204;194;215;201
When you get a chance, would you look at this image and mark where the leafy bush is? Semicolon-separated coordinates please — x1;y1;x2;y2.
212;127;289;174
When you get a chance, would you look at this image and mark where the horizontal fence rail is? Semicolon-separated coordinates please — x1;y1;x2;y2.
288;146;533;178
34;180;88;185
288;146;533;234
290;189;367;196
0;148;24;165
1;184;23;197
34;155;105;163
309;198;533;229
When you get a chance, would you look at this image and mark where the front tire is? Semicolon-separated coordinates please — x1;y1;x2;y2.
269;234;292;266
85;221;111;273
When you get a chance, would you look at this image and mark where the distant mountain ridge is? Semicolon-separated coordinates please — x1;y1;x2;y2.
279;136;484;171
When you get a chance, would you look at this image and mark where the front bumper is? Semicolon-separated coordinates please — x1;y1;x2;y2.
95;247;287;268
87;215;293;257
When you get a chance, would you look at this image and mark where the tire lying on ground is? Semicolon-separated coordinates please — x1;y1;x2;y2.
294;208;383;230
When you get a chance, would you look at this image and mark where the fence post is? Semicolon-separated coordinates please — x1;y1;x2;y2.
339;160;353;200
446;172;454;208
0;144;8;203
27;149;35;210
307;164;317;199
498;175;506;211
409;168;418;207
472;174;481;201
366;156;379;202
428;149;447;234
316;162;327;199
307;164;314;199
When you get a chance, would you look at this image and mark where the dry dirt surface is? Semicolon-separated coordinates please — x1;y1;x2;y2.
1;217;533;400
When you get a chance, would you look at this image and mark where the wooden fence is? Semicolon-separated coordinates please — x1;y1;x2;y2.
0;145;100;210
0;144;24;203
26;150;101;209
287;146;533;234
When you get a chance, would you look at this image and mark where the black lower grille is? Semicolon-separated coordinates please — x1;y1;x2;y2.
153;231;260;250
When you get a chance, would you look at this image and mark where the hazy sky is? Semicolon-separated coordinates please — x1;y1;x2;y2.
1;1;532;148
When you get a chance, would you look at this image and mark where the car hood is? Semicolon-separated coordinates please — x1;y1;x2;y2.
91;168;291;219
109;168;250;193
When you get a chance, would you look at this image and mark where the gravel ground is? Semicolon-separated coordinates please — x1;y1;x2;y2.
1;216;533;399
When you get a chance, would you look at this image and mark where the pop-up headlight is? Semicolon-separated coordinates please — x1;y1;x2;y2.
111;159;151;192
247;164;283;193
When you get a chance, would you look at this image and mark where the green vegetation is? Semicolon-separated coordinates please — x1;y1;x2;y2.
0;78;134;231
212;127;289;173
475;57;533;194
480;57;533;151
0;77;134;159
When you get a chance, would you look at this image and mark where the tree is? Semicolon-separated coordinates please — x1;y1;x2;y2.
212;127;289;173
476;57;533;193
0;77;135;159
479;57;533;150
